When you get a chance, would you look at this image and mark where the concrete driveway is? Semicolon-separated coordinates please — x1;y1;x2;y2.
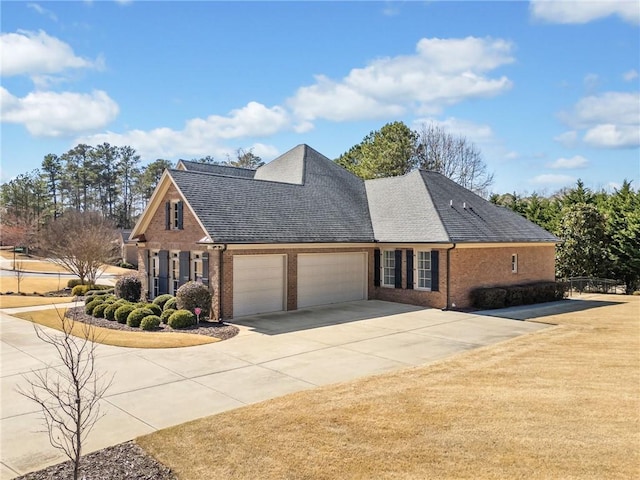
0;300;549;478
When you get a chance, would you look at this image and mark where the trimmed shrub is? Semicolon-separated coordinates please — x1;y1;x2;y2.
114;304;137;324
72;284;93;296
127;307;155;328
161;308;176;324
115;273;142;302
176;281;212;318
85;299;103;315
152;294;174;310
168;309;196;329
67;279;83;288
92;303;109;318
163;297;177;311
85;294;108;305
470;287;507;309
143;303;162;316
140;315;161;331
119;261;136;270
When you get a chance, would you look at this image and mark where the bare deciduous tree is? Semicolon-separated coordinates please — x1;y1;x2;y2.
415;123;494;197
13;259;25;293
40;210;120;285
18;308;113;480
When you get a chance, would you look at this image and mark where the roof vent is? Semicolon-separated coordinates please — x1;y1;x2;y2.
450;200;453;207
463;202;467;209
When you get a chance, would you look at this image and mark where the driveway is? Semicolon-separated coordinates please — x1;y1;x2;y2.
1;300;549;479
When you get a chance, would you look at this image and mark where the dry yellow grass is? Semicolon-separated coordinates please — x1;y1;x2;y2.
13;309;219;349
0;295;73;308
138;294;640;479
0;276;69;295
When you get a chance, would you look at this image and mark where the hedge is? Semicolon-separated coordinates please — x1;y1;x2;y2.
471;281;569;310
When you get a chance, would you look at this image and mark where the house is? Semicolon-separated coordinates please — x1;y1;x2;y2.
118;229;139;267
130;145;557;319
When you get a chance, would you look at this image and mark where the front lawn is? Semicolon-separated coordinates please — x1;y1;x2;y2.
137;294;639;479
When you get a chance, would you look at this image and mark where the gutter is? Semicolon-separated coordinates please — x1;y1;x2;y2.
444;242;457;310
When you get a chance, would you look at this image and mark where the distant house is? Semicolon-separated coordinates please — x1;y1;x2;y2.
130;145;557;319
118;229;138;267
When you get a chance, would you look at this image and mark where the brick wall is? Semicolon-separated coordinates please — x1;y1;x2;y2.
371;249;448;309
448;245;556;308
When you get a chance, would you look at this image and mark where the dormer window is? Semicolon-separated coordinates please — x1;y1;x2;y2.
165;200;183;230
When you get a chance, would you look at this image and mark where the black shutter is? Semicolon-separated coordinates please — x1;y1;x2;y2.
165;201;171;230
374;249;381;287
406;249;414;290
431;250;439;292
143;250;151;300
179;251;190;286
158;250;169;294
394;249;402;288
202;252;209;287
177;201;184;230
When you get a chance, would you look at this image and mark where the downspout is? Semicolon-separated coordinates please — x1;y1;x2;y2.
217;244;227;322
445;243;456;310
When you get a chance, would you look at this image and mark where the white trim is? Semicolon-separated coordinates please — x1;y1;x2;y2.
225;243;377;250
381;250;395;288
414;250;432;291
511;253;518;273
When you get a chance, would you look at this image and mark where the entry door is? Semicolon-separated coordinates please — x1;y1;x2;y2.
233;255;286;317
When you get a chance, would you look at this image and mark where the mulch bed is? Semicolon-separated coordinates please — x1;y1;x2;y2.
15;441;176;480
68;306;239;341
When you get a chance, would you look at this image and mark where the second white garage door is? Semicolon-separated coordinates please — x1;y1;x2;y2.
233;255;286;318
297;252;367;309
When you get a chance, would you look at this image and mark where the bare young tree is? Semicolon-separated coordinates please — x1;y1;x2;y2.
13;259;25;293
40;210;120;285
415;123;494;197
17;308;112;480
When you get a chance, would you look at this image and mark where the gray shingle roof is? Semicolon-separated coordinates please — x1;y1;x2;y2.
366;170;557;243
177;160;256;178
170;145;374;243
166;146;556;245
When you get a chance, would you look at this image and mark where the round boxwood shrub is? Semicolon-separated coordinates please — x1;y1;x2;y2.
176;282;212;319
163;297;177;311
72;284;94;297
114;273;142;302
141;303;162;316
67;279;83;289
140;315;161;331
168;309;196;329
153;294;174;310
127;307;155;328
92;302;109;318
114;304;137;324
161;308;176;324
85;299;103;315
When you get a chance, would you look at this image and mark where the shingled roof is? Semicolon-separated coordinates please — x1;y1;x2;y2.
169;145;374;243
366;170;558;243
176;159;256;178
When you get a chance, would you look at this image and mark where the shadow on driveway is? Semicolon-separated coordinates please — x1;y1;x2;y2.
475;297;624;321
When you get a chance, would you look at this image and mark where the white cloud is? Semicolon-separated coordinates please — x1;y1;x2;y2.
531;173;577;185
559;91;640;148
0;87;119;137
27;3;58;22
75;102;291;159
583;124;640;148
623;69;639;82
0;30;102;78
554;130;578;147
288;36;514;123
530;0;640;25
548;155;589;169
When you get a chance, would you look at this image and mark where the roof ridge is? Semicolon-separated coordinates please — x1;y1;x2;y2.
177;159;257;172
415;171;452;242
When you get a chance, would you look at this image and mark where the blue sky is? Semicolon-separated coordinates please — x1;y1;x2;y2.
1;0;639;194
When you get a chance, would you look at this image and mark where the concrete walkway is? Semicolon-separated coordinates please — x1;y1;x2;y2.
1;300;550;479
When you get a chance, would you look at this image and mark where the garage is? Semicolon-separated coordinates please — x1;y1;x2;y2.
297;252;367;308
233;254;286;317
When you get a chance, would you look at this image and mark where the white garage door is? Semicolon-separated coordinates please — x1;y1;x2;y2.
297;253;367;309
233;255;286;317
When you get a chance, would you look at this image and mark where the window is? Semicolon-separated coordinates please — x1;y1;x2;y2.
191;251;203;282
416;251;432;290
382;250;395;287
150;250;159;297
170;251;180;295
511;254;518;273
166;200;183;230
